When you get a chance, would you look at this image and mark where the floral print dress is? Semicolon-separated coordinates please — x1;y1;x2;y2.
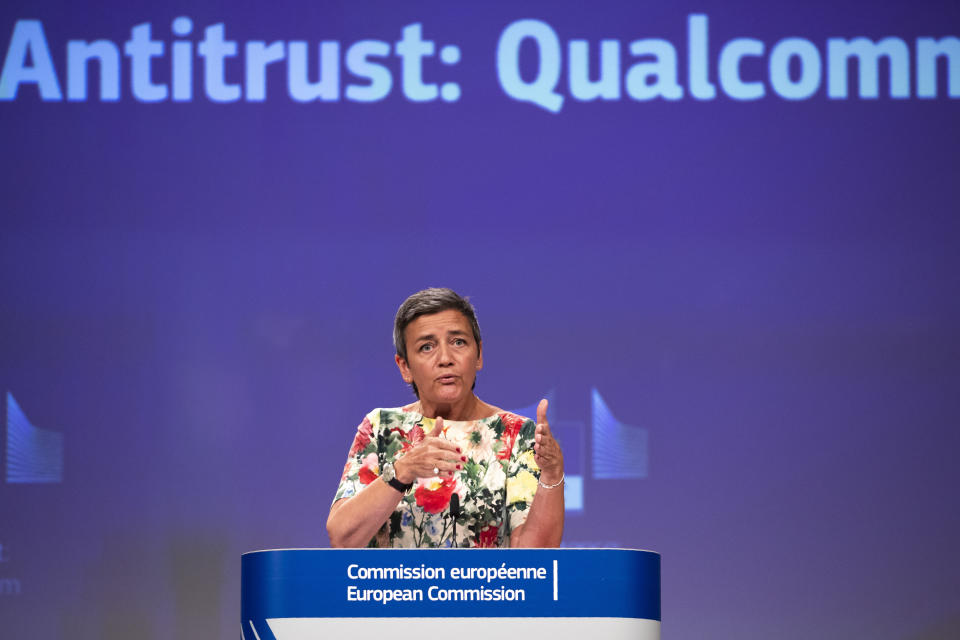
333;407;541;548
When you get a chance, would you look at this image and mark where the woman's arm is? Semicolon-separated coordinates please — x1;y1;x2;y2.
510;477;564;547
327;424;464;547
327;476;407;548
511;399;565;548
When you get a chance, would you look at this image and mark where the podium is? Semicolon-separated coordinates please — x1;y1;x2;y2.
242;548;660;640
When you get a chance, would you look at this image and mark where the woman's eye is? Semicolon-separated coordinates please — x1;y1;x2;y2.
454;339;467;346
419;344;433;352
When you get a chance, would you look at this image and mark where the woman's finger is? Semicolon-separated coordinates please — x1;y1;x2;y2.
410;444;465;477
536;398;548;425
423;436;461;454
537;420;553;438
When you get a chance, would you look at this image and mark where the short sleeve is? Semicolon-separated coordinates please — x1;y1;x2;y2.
333;409;382;504
505;418;539;532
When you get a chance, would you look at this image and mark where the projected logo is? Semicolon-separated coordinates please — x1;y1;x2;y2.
512;389;647;513
591;390;648;480
5;391;64;484
0;541;20;597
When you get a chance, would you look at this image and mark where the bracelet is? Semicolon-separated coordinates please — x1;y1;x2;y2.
538;472;564;489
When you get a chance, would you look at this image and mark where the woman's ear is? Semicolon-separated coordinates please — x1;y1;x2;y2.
395;354;413;383
476;341;483;370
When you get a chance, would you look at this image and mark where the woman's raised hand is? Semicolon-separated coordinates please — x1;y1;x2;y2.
534;399;564;485
394;417;465;483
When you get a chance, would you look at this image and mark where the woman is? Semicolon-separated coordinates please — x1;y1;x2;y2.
327;288;565;548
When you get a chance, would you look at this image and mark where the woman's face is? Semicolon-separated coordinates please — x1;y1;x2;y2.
395;309;483;408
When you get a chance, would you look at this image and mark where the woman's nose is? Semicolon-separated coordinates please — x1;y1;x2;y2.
436;343;454;364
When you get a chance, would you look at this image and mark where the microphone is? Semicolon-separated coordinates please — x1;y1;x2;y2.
449;494;460;547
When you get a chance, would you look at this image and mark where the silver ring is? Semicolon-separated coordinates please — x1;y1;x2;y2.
433;467;439;475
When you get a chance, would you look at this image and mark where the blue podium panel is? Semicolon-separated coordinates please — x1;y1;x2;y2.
242;549;660;640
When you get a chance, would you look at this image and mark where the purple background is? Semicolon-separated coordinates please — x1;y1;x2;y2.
1;1;959;638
